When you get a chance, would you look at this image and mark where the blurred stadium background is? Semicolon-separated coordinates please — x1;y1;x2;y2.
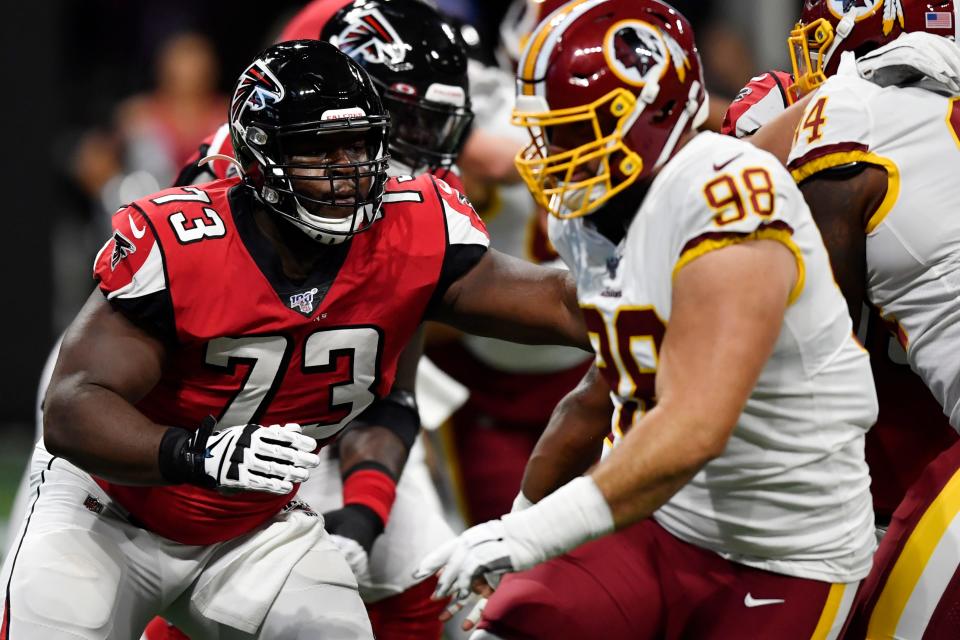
0;0;803;544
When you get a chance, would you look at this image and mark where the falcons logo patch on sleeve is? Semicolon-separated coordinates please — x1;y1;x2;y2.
110;231;136;270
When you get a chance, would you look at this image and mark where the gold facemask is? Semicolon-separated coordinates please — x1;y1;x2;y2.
787;18;834;100
512;88;644;219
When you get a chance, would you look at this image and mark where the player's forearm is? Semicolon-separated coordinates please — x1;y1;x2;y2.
748;93;813;164
44;380;168;485
337;425;410;478
437;252;591;350
521;371;611;502
590;400;729;528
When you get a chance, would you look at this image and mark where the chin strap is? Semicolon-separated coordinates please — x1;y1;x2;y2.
198;153;245;177
653;80;704;171
821;11;857;74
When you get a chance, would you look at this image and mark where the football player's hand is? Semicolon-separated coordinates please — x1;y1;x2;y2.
454;492;538;630
195;417;319;494
327;533;372;584
322;504;384;583
858;31;960;95
414;519;520;609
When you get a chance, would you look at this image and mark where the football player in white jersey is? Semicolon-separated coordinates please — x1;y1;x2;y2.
722;1;960;636
416;1;878;638
773;2;960;638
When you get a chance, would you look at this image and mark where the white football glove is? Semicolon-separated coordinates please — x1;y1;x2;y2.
458;491;537;629
414;519;520;604
328;533;372;584
858;31;960;96
414;476;614;612
202;421;320;494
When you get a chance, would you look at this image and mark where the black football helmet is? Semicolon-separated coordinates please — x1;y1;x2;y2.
321;0;473;175
230;40;390;244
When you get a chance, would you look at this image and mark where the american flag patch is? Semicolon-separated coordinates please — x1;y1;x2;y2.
926;12;953;29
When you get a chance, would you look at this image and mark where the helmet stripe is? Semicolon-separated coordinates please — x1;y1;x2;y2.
519;0;609;96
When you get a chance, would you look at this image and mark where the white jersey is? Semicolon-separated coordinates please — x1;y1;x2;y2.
551;131;878;582
789;74;960;430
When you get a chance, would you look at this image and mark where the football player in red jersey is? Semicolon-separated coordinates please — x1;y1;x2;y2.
418;1;880;637
723;2;960;637
159;3;484;639
0;40;588;639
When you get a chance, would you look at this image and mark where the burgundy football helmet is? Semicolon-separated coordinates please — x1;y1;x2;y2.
512;0;707;219
789;0;960;98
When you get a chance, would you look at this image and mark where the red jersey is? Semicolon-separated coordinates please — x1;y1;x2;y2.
92;174;489;544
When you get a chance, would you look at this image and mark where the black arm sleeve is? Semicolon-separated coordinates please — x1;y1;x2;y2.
425;243;487;314
105;289;178;345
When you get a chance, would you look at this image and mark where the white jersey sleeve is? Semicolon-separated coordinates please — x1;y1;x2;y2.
787;76;887;223
667;137;809;307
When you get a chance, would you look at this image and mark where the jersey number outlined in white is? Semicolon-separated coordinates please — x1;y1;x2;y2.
204;327;381;440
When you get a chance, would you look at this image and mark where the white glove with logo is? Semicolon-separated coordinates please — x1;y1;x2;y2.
858;31;960;96
200;419;320;494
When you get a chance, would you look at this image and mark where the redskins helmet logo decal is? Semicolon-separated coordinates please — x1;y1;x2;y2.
604;20;690;86
334;7;409;68
230;59;285;124
831;0;881;16
826;0;903;35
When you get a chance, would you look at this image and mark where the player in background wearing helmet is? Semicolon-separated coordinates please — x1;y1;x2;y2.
1;40;591;639
417;1;878;638
723;2;960;637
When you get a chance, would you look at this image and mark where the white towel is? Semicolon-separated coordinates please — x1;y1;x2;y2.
190;507;337;634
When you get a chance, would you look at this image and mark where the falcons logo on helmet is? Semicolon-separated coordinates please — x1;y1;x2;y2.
334;7;408;67
230;59;285;125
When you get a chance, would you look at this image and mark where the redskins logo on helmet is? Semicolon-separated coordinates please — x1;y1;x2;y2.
332;6;409;68
605;22;670;86
831;0;884;19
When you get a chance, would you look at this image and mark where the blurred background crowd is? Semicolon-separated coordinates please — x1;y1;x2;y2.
0;0;803;537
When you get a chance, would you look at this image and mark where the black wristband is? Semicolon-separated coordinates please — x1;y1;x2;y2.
323;503;385;553
158;427;194;484
158;418;215;486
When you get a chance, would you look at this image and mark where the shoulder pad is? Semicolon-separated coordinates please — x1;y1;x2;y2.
721;70;794;138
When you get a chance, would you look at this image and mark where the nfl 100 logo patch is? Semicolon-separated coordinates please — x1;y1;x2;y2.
290;288;320;314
